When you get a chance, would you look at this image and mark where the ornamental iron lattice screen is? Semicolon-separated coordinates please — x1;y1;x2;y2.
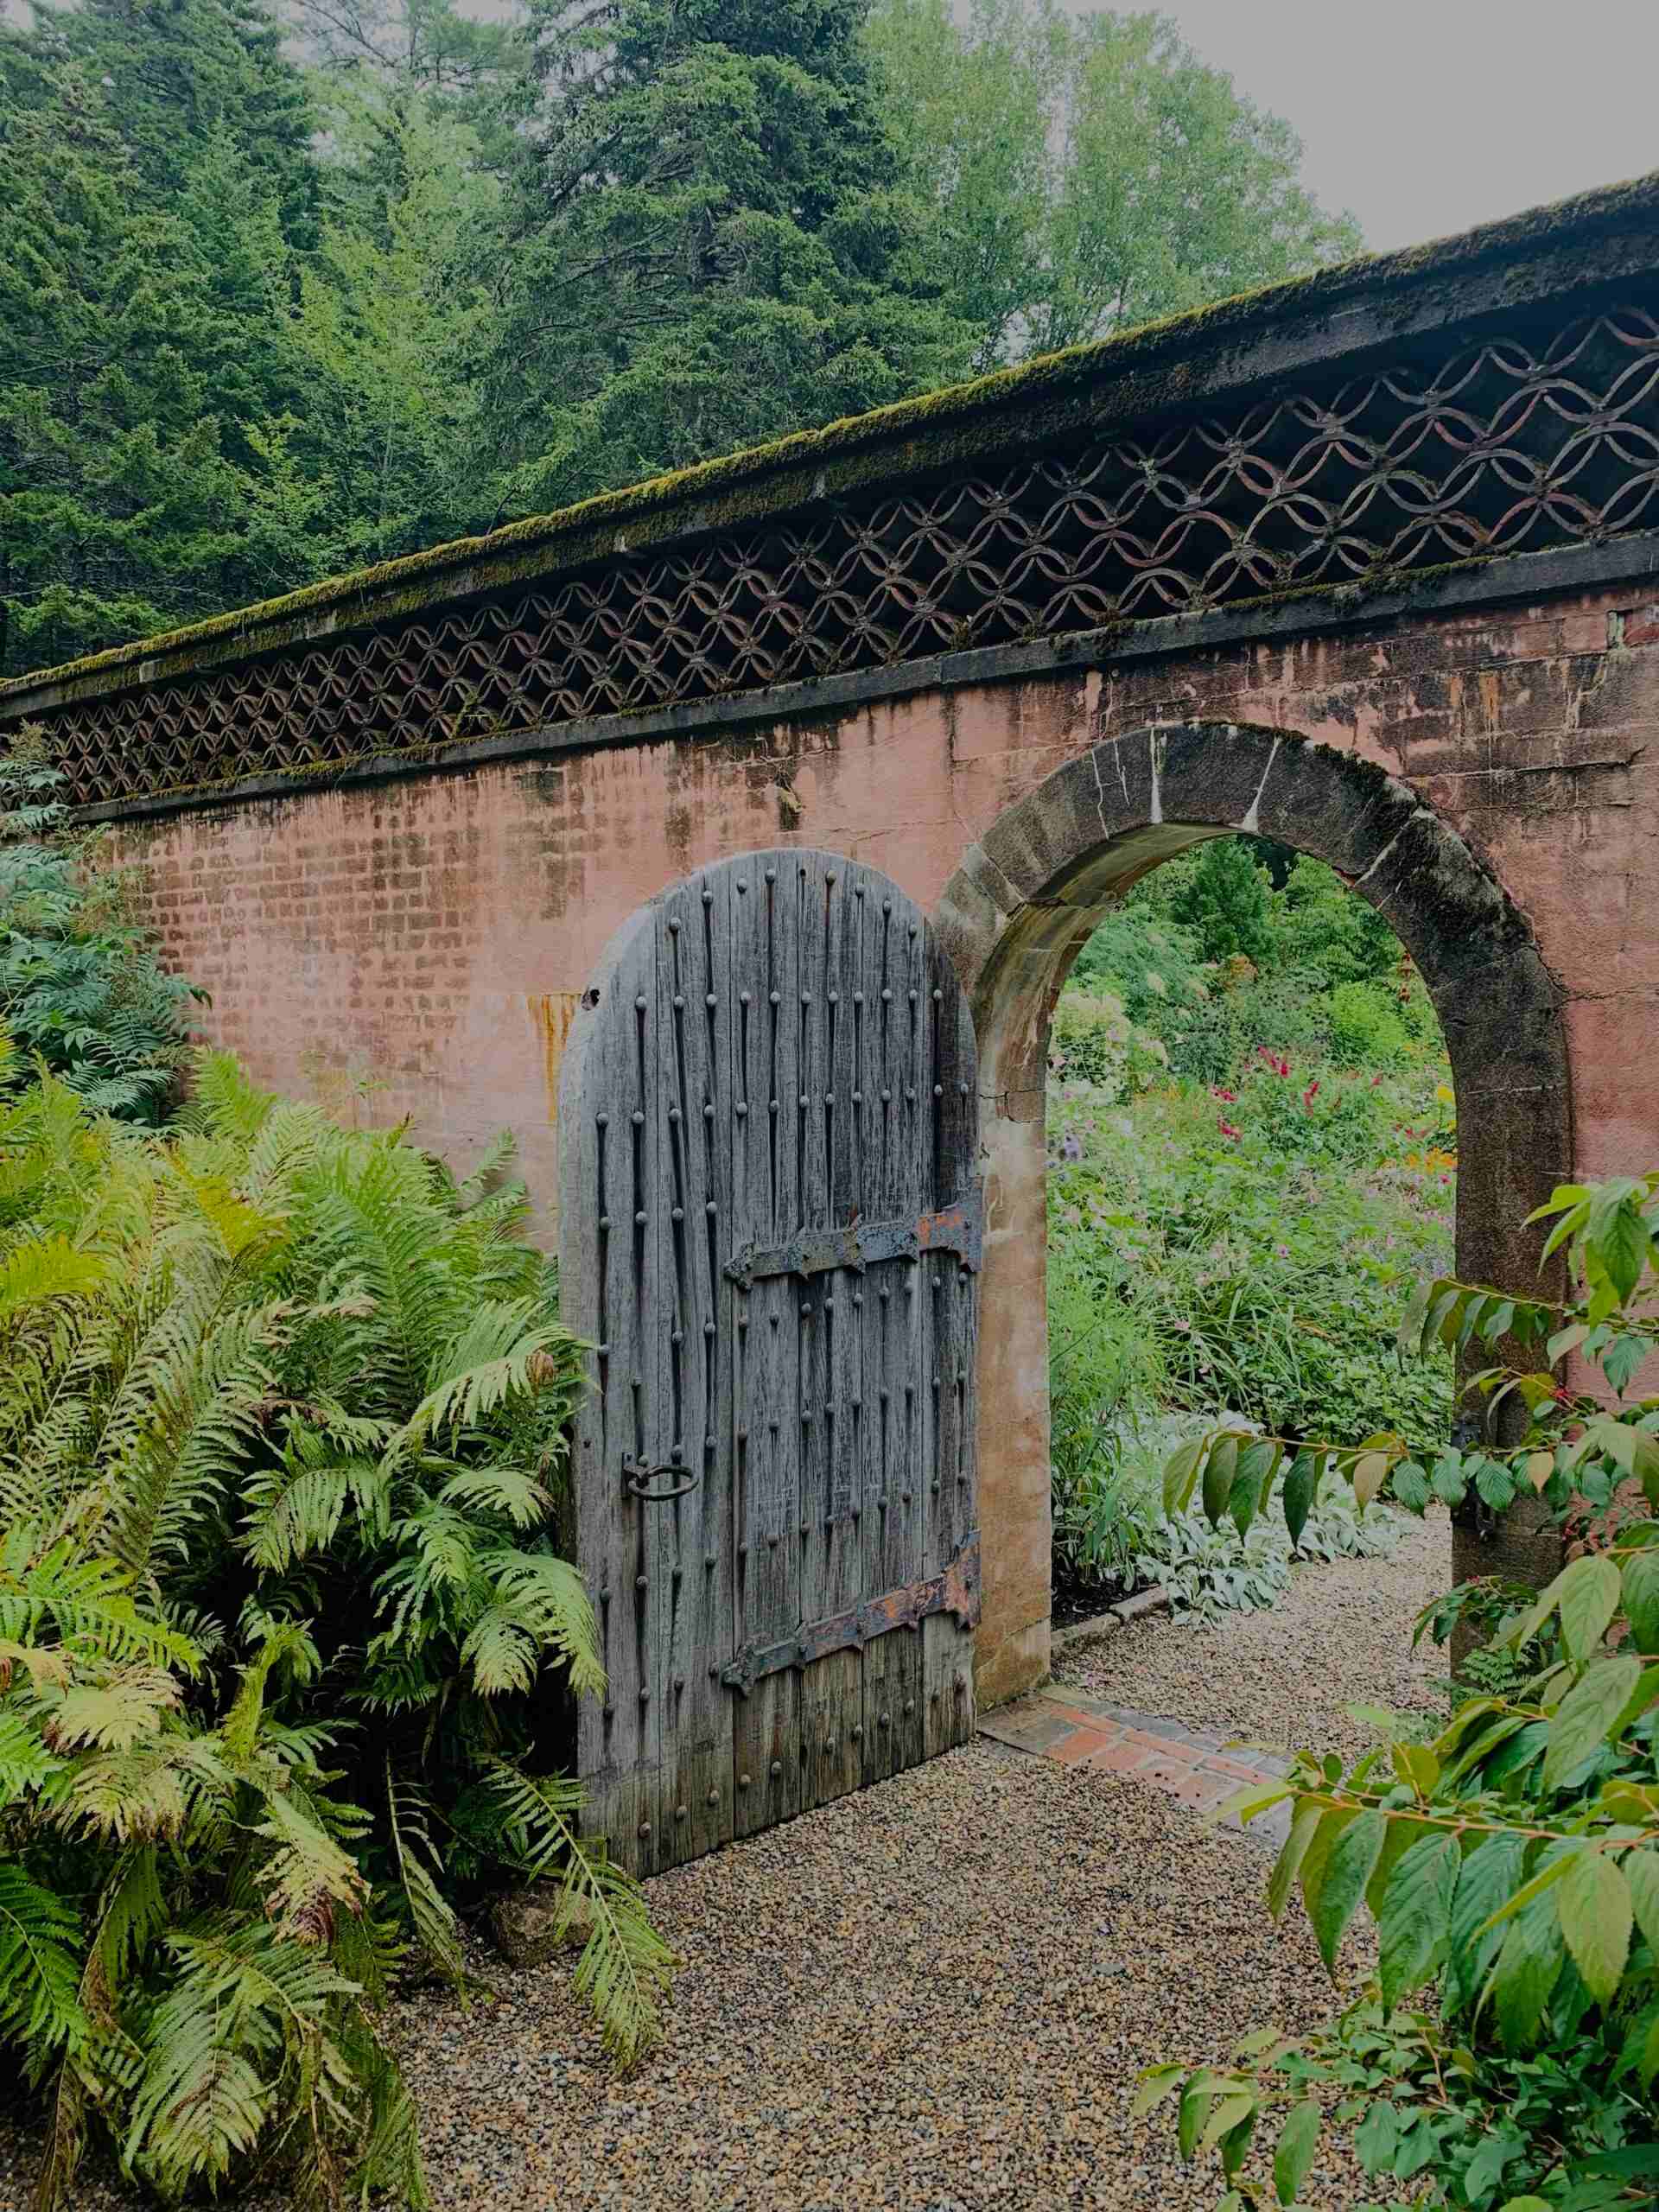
16;302;1659;806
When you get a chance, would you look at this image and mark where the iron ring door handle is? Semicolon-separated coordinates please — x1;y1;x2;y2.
622;1459;701;1503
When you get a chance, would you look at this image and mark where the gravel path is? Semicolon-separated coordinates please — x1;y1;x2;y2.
1057;1508;1451;1758
0;1751;1374;2212
0;1526;1446;2211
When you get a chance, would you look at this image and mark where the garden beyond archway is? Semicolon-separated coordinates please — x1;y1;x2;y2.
937;720;1574;1678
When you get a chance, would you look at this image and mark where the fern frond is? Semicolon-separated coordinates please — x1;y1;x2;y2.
470;1762;671;2067
250;1789;368;1942
0;1706;65;1804
186;1052;276;1144
124;1917;358;2196
0;1538;198;1671
107;1300;286;1581
390;1299;563;1455
35;1665;181;1753
438;1463;553;1529
480;1548;605;1699
385;1769;466;1985
0;1861;85;2056
240;1433;386;1573
0;1233;109;1325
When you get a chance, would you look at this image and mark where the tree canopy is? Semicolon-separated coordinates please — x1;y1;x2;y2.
0;0;1361;681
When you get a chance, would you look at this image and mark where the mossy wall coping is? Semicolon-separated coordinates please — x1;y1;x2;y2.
6;168;1659;721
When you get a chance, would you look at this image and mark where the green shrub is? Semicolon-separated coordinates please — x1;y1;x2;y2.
1165;837;1274;966
1049;987;1166;1096
1071;906;1211;1038
0;738;199;1122
0;1054;666;2209
1048;1074;1455;1452
1271;853;1402;984
1153;1173;1659;2212
1326;977;1411;1067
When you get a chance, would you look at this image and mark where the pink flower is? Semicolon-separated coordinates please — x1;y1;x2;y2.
1217;1118;1241;1140
1371;1074;1383;1087
1302;1081;1320;1110
1275;1243;1291;1258
1212;1086;1237;1103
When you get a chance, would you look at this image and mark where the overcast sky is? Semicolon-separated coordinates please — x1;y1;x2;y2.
1118;0;1659;251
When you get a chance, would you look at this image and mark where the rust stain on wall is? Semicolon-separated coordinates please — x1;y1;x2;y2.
528;992;581;1122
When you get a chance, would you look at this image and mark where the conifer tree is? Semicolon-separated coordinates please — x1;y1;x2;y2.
481;0;976;510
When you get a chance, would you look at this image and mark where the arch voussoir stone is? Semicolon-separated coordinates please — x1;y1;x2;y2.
939;721;1577;1691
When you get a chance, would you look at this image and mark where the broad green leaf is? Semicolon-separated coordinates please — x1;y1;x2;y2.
1351;1450;1389;1511
1198;2093;1256;2156
1624;1551;1659;1655
1231;1440;1278;1536
1351;2099;1398;2174
1440;1712;1532;1787
1541;1655;1643;1791
1637;2011;1659;2094
1622;1847;1659;1954
1590;1191;1648;1301
1159;1433;1203;1522
1273;2099;1321;2207
1603;1333;1648;1394
1130;2066;1186;2119
1548;1321;1589;1363
1202;1436;1238;1529
1177;2083;1211;2162
1430;1452;1467;1508
1282;1452;1317;1545
1218;2107;1257;2183
1475;1458;1517;1510
1163;1438;1205;1518
1556;1852;1631;2007
1485;1723;1550;1786
1480;1298;1516;1344
1311;1808;1387;1975
1554;1553;1623;1663
1300;1805;1358;1941
1378;1832;1460;2014
1491;1885;1566;2051
1463;2128;1522;2201
1397;1275;1435;1357
1447;1834;1527;2014
1390;1460;1431;1513
1472;1844;1582;1940
1395;2113;1439;2178
1268;1800;1323;1923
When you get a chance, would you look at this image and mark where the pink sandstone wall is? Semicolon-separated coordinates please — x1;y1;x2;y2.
111;578;1659;1699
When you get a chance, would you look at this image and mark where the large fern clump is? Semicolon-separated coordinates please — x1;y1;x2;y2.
0;1051;669;2209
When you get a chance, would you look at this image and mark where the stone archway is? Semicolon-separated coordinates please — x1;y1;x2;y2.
934;719;1575;1705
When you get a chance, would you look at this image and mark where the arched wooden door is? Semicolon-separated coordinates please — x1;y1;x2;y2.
558;851;982;1876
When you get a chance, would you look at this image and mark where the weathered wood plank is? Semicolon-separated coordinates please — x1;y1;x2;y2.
652;873;734;1866
802;1648;862;1808
732;853;804;1834
562;909;662;1872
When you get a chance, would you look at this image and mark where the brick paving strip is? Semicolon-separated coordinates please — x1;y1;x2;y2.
979;1683;1297;1845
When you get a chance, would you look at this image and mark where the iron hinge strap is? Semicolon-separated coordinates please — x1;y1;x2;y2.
720;1535;980;1697
723;1191;982;1291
